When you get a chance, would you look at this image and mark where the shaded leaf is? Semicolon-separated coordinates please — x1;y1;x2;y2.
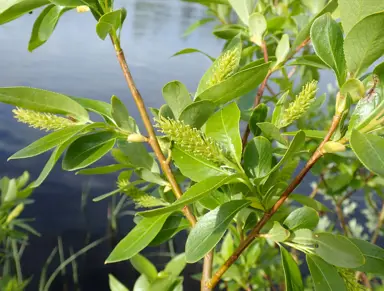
0;0;49;25
243;136;272;178
178;100;215;129
280;245;304;291
130;254;158;282
162;81;192;119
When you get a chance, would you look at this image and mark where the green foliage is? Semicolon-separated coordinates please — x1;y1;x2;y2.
1;0;384;290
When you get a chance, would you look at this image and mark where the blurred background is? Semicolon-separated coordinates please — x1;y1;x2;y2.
0;0;225;289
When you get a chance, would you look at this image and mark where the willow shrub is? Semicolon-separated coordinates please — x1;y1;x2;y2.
1;0;384;290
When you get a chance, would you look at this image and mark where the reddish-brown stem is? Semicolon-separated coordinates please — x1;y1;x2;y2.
207;115;341;289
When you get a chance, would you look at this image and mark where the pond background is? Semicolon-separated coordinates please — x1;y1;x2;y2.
0;0;344;290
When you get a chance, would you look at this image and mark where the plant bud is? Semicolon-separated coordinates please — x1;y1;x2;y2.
127;133;147;143
76;6;90;13
6;204;24;224
322;141;346;154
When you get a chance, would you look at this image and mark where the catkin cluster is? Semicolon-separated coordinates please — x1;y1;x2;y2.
119;182;168;208
338;268;366;291
13;107;74;131
279;80;318;128
206;47;240;88
156;117;226;165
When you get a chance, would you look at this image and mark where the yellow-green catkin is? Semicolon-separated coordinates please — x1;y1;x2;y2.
13;108;74;131
156;117;226;165
206;47;240;88
121;185;168;208
338;269;366;291
280;80;318;128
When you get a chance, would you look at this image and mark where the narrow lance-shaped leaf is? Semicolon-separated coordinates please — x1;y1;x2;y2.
0;87;89;122
275;34;290;67
185;200;251;263
138;174;243;217
280;245;304;291
344;12;384;78
350;130;384;177
171;48;215;62
310;13;346;86
106;213;172;263
0;0;49;25
62;131;117;171
29;5;71;52
109;274;129;291
307;255;347;291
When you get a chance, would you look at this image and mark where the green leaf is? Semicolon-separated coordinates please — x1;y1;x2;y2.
106;213;171;263
350;130;384;177
159;104;175;120
266;221;290;242
0;87;89;122
213;25;247;40
162;81;192;119
9;124;88;160
290;229;315;246
350;238;384;275
111;95;136;132
185;200;251;263
198;190;230;210
289;55;329;69
307;255;347;291
275;34;290;66
135;169;168;186
76;164;126;175
340;79;365;103
289;194;330;212
280;245;304;291
0;0;49;25
196;63;270;105
28;4;70;51
243;136;272;178
172;146;230;182
171;48;215;62
272;91;289;127
257;122;288;146
31;123;103;188
291;0;338;53
133;275;150;291
339;0;384;35
109;274;129;291
130;254;158;282
228;0;250;24
248;12;267;46
282;130;326;139
313;233;365;268
283;207;319;231
221;232;234;260
149;215;189;246
62;131;116;171
164;253;186;277
344;12;384;78
96;9;122;40
249;103;268;136
310;13;346;86
117;140;158;172
178;100;216;129
183;0;229;4
138;174;242;218
205;103;242;165
70;97;113;122
196;36;242;96
183;18;215;37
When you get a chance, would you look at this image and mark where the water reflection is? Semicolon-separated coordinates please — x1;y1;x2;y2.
0;0;222;290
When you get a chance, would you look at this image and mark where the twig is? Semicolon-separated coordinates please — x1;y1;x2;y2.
241;37;310;148
265;83;276;96
109;34;218;288
207;115;341;288
371;202;384;244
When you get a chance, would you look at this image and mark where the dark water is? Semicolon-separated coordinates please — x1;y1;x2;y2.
0;1;223;290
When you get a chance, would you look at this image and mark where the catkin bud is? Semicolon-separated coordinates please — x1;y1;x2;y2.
6;204;24;224
279;81;318;128
206;47;240;88
13;107;75;131
127;133;147;143
123;186;169;208
76;6;90;13
156;117;227;165
322;141;346;154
